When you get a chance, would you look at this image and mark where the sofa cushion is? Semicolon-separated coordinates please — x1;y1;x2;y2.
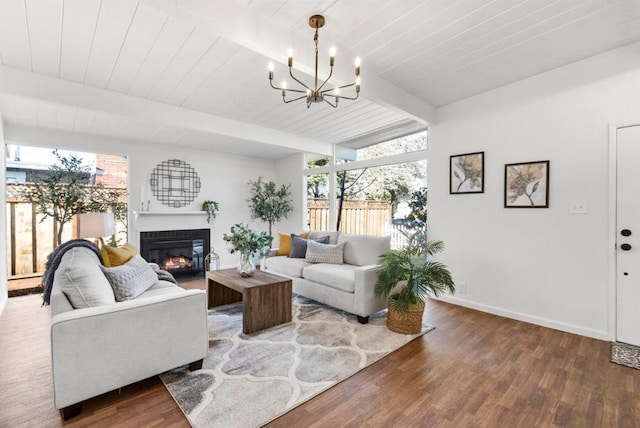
289;235;329;258
137;280;185;298
337;234;391;266
277;232;309;256
101;243;138;267
54;247;116;309
306;240;345;264
309;230;340;245
100;255;158;301
264;256;311;278
302;263;356;293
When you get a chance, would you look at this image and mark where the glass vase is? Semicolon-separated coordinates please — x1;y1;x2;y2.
237;253;256;277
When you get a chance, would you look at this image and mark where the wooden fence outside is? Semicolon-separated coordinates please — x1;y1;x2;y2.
6;199;78;278
307;199;392;236
6;193;127;279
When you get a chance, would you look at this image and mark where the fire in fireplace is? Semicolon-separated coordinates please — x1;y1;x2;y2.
140;229;210;282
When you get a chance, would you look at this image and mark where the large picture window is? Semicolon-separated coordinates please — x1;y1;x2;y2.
304;130;427;248
5;145;128;293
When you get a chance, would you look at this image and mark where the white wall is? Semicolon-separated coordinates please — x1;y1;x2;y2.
428;42;640;340
0;110;7;316
273;153;307;245
2;127;277;269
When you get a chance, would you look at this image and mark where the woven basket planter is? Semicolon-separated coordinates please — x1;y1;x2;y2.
386;299;425;334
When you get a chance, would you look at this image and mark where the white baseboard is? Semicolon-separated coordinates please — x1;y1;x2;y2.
435;295;612;341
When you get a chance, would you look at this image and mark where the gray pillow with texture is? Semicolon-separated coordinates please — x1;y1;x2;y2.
289;234;329;258
305;240;346;264
100;255;158;302
54;247;116;309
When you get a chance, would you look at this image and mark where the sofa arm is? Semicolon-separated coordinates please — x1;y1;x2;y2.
353;264;387;316
51;289;208;409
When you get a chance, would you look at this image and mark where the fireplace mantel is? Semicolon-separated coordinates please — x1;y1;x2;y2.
133;210;210;235
133;211;206;219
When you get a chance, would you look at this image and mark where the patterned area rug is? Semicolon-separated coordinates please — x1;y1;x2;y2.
160;295;434;428
611;341;640;370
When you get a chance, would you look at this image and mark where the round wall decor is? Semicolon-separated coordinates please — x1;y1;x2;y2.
150;159;201;208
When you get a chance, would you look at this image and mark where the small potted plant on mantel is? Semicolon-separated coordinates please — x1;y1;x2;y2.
202;200;220;224
375;230;455;334
223;223;273;277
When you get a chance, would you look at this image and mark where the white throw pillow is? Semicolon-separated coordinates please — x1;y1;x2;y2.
337;234;391;266
101;255;158;302
54;247;116;309
305;240;345;265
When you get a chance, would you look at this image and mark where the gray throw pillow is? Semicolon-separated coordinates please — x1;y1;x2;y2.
100;254;158;302
54;247;116;309
305;240;346;264
289;234;330;258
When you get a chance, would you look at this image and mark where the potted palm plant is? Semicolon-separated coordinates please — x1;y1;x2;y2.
375;230;455;334
223;223;273;277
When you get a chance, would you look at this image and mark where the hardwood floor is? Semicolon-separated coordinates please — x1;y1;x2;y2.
1;281;638;427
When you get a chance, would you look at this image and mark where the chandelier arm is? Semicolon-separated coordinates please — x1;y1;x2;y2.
283;88;309;94
289;69;312;92
336;93;359;101
283;94;309;103
322;97;338;108
319;82;356;94
324;91;358;101
316;67;333;92
269;80;283;90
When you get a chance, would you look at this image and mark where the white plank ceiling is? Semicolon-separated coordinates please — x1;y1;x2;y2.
1;0;640;159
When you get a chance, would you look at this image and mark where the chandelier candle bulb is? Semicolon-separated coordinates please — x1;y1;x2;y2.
355;57;361;76
268;62;274;80
287;49;293;67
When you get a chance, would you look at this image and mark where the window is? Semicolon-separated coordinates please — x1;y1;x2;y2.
355;131;427;161
304;130;428;247
5;145;128;285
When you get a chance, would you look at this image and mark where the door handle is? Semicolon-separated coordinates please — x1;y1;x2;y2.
621;243;632;251
621;229;632;237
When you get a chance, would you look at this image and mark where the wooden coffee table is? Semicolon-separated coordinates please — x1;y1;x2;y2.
206;268;292;334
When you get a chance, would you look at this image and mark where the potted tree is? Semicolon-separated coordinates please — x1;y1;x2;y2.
375;230;455;334
223;223;273;277
247;177;293;237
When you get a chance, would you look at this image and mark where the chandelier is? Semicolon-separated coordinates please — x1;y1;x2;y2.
268;14;361;108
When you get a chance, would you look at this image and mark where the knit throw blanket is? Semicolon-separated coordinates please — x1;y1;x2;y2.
41;239;103;306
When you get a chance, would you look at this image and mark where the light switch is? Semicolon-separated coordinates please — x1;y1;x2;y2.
569;200;587;214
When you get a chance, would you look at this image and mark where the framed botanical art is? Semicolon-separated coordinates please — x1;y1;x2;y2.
504;160;549;208
450;152;484;194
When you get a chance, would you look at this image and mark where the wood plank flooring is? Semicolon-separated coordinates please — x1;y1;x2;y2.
0;281;638;427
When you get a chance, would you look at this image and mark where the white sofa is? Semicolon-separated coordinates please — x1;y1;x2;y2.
50;246;208;420
264;231;390;323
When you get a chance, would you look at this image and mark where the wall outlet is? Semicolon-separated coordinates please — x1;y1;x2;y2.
569;200;587;214
457;281;467;294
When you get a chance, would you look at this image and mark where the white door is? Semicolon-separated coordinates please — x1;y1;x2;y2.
616;125;640;346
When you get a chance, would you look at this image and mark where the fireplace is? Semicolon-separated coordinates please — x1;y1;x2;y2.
140;229;210;282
